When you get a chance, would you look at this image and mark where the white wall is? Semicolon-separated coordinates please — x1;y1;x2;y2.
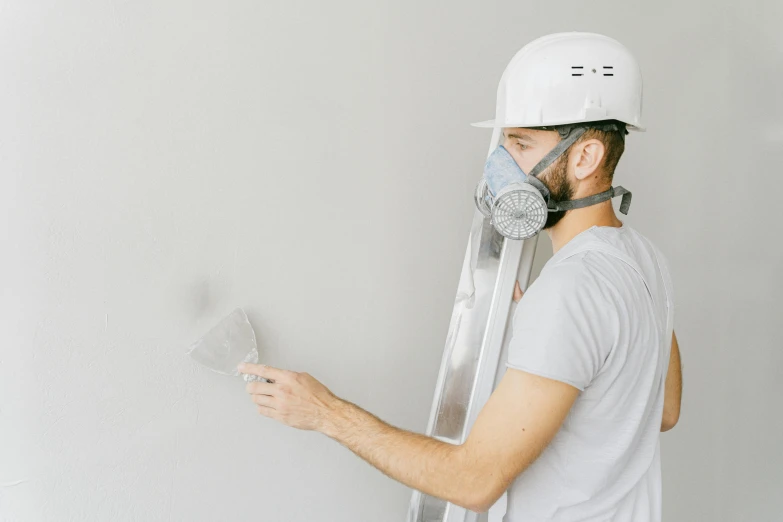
2;1;781;521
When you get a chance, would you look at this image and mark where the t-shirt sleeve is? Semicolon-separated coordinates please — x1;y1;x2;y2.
507;262;615;391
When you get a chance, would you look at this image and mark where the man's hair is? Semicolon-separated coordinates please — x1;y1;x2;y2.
574;120;626;181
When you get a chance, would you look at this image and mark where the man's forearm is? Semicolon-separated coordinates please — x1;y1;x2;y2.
661;331;682;431
239;362;574;513
321;398;484;510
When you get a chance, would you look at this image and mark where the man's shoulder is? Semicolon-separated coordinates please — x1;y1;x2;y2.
527;256;602;301
586;225;667;261
533;229;640;299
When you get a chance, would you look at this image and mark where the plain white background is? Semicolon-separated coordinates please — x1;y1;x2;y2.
1;1;781;521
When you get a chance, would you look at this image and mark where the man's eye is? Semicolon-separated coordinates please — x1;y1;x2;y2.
516;142;528;150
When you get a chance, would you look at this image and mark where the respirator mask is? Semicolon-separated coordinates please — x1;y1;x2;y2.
474;122;633;240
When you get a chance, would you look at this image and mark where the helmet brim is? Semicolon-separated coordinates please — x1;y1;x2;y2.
470;118;646;132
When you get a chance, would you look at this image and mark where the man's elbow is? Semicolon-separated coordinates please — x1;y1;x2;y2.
454;481;505;513
449;446;512;512
456;494;495;514
661;408;680;432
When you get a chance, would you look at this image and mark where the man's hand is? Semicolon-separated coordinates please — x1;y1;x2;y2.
238;363;342;432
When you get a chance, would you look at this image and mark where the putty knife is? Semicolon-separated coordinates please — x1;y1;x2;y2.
187;307;268;382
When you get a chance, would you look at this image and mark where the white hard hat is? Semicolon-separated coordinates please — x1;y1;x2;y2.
472;32;645;132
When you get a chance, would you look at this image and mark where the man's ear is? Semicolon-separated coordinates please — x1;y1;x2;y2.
572;139;605;181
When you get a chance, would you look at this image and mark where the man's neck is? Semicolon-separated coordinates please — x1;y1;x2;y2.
546;200;624;254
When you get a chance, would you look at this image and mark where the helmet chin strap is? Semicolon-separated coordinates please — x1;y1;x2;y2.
526;123;633;216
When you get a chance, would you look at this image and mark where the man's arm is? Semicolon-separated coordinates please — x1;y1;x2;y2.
239;363;579;513
661;331;682;432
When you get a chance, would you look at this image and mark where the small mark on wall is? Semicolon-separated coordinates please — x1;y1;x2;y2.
188;278;216;318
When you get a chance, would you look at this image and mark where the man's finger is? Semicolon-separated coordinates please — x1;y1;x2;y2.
238;363;292;382
246;381;278;396
513;280;524;303
256;405;279;419
252;394;277;408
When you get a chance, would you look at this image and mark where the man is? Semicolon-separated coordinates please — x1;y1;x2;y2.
239;32;682;521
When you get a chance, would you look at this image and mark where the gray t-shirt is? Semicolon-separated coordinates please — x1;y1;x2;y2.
504;224;674;522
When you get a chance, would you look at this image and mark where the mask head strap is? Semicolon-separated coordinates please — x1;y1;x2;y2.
525;121;632;215
526;125;586;179
549;185;633;215
526;120;628;180
525;172;551;200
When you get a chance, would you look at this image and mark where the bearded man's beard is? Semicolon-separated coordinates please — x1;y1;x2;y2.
540;154;574;229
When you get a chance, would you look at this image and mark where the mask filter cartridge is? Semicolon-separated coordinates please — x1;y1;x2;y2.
475;145;548;240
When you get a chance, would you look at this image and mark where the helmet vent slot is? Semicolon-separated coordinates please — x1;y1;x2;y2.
571;66;584;77
603;66;614;76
